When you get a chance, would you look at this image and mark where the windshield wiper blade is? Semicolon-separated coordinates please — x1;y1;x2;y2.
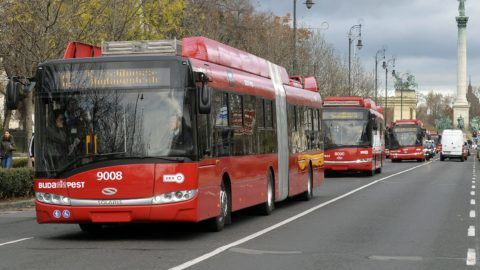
55;152;128;177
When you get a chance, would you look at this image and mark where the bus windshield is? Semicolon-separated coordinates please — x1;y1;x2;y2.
35;60;194;178
391;126;422;148
323;109;371;150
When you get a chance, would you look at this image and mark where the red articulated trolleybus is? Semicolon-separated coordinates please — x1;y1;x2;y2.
20;37;324;232
322;97;385;176
388;119;427;162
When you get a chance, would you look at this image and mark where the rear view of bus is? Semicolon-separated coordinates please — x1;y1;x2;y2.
322;97;385;176
388;119;427;162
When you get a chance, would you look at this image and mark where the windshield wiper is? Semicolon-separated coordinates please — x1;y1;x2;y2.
55;153;187;177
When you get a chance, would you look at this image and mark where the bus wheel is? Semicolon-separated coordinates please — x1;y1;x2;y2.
461;156;465;162
440;155;445;161
375;166;382;174
206;181;231;232
79;223;103;233
257;170;275;215
300;165;313;201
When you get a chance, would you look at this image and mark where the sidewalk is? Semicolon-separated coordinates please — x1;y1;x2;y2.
0;198;34;211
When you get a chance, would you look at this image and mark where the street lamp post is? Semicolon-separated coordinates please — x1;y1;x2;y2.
375;47;386;104
382;58;396;125
293;0;315;73
348;24;363;96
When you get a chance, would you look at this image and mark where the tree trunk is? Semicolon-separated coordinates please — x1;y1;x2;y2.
3;102;11;130
24;91;33;168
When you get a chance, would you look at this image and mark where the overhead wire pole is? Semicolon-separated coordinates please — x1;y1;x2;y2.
292;0;315;73
375;47;386;104
348;24;363;96
383;58;396;125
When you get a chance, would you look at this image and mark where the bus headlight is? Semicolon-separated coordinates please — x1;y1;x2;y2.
36;192;71;205
152;190;198;204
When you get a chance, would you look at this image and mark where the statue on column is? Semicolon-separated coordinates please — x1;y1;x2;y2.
457;115;465;130
459;0;466;16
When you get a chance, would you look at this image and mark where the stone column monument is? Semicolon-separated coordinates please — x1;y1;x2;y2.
453;0;470;129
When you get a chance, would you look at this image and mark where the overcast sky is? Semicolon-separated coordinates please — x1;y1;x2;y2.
255;0;479;96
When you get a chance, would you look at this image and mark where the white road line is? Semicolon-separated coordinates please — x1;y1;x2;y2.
471;199;476;205
467;249;476;266
473;185;476;189
470;210;476;218
472;191;476;196
468;226;475;237
0;237;33;247
473;181;476;184
168;161;435;270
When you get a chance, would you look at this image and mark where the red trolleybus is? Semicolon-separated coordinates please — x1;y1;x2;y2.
388;119;427;162
322;97;385;176
18;37;324;232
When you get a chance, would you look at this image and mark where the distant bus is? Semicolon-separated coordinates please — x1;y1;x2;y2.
322;97;385;176
388;119;427;162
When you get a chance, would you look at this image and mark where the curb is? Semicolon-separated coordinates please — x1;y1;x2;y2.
0;198;35;211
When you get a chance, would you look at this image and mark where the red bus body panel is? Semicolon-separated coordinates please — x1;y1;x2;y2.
324;147;380;172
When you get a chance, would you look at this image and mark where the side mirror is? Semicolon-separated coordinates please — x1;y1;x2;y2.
6;79;21;110
194;72;211;114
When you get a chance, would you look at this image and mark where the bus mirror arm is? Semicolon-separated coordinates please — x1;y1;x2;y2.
6;77;36;110
195;72;211;114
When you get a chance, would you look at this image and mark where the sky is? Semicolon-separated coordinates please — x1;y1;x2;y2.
255;0;480;96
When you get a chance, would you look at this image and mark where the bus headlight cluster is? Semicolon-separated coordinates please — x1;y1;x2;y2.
152;190;198;204
36;192;71;205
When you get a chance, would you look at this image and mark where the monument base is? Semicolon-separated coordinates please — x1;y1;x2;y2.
453;103;470;129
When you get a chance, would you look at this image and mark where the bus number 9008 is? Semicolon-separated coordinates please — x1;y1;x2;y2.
97;171;123;181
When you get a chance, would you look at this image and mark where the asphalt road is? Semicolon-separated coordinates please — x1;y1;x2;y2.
0;155;478;270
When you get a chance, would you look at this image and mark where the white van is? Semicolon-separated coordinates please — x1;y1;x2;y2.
440;129;465;161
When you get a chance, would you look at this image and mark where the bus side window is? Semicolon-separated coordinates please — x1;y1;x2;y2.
229;94;244;156
213;92;230;157
244;96;256;155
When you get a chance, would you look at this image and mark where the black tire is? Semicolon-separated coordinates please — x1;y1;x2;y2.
257;170;275;215
375;166;382;174
299;165;313;201
461;156;465;162
79;223;103;233
205;181;231;232
440;155;445;161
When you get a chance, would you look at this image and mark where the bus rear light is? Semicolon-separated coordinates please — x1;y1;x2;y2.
36;192;71;206
152;190;198;205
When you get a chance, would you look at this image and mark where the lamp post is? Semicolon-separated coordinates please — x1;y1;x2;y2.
348;24;363;96
375;47;386;104
293;0;315;73
382;58;396;125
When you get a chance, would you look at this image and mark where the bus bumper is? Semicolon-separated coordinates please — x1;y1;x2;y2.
389;152;425;160
324;160;373;172
35;197;199;224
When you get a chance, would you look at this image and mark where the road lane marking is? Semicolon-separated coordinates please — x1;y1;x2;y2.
473;185;476;189
473;181;476;184
229;247;302;255
467;249;476;266
468;226;475;237
470;210;476;218
471;199;476;205
472;191;476;196
0;237;33;247
168;161;435;270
